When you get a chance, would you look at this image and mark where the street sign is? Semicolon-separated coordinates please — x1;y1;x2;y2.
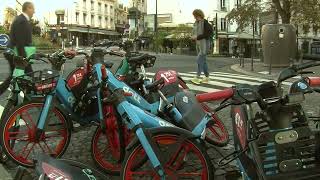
0;34;10;47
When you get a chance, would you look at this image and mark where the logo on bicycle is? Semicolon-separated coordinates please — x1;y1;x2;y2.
42;162;71;180
123;86;141;103
234;107;247;149
158;119;175;127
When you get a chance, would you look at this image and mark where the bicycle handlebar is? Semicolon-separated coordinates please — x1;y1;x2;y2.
307;77;320;87
196;88;234;103
145;77;165;91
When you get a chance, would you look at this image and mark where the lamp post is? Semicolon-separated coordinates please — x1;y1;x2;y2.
251;20;255;71
155;0;158;54
87;25;90;46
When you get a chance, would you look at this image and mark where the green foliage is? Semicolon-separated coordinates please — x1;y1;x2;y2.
0;26;9;34
226;0;262;31
227;0;320;30
32;35;57;49
172;24;193;48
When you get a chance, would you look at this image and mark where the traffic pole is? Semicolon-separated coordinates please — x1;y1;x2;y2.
155;0;158;54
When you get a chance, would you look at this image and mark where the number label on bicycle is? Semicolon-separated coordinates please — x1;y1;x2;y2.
232;106;247;150
155;70;178;85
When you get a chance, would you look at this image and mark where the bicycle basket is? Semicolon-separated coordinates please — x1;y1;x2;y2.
15;70;60;95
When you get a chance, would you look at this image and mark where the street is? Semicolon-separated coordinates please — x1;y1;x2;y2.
0;52;320;179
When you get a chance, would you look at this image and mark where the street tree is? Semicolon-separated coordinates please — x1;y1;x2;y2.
227;0;320;31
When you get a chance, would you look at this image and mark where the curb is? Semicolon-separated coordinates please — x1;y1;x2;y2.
230;63;278;80
0;164;12;180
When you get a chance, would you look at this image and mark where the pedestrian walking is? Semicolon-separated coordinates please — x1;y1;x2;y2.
191;9;213;85
168;40;173;54
141;39;145;50
8;1;35;74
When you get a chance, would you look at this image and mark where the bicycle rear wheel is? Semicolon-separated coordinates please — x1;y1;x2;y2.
121;130;214;180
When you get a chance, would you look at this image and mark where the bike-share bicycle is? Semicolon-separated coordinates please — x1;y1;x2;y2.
0;48;74;163
197;60;320;179
0;48;214;179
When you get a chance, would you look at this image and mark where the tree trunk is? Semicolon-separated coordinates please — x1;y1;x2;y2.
272;0;291;24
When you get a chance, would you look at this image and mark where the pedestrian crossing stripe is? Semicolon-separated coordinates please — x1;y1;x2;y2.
145;72;292;93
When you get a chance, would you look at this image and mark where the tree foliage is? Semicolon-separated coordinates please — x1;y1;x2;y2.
227;0;320;30
226;0;262;31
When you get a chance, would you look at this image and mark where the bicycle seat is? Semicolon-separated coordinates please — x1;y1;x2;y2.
35;154;97;180
104;61;114;68
128;53;149;63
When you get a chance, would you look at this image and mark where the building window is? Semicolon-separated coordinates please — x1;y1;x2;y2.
91;1;94;10
220;0;226;9
91;15;94;26
105;4;108;13
57;14;64;24
99;16;102;27
237;0;242;6
98;3;101;12
76;12;79;23
83;13;87;25
221;18;226;31
105;17;108;28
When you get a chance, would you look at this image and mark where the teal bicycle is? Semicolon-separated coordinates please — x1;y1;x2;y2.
0;48;73;163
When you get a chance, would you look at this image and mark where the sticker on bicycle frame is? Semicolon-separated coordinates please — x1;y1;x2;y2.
67;68;85;88
155;70;178;85
233;107;247;150
123;86;141;103
42;162;71;180
158;119;175;127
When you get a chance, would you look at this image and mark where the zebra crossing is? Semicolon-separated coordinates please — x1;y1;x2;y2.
146;71;290;93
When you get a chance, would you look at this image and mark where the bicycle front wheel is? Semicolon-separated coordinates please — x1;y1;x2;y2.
0;101;71;167
121;131;214;180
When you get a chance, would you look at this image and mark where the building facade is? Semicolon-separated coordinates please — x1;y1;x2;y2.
208;0;260;57
45;0;121;46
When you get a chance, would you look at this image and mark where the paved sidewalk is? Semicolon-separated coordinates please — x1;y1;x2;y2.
231;62;320;79
0;164;12;180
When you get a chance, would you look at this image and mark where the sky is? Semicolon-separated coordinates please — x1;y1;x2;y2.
0;0;214;25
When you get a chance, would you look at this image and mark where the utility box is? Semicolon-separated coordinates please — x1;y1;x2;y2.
262;24;297;67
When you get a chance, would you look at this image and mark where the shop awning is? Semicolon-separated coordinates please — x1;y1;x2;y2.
228;32;260;39
67;26;120;36
165;33;192;39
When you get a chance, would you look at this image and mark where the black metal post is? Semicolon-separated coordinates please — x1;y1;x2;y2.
251;20;255;71
155;0;158;54
87;25;90;46
269;42;274;75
